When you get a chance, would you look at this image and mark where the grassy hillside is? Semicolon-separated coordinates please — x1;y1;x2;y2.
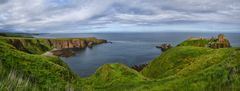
0;62;39;91
178;38;210;47
79;63;147;90
141;46;231;78
140;46;240;90
0;39;77;90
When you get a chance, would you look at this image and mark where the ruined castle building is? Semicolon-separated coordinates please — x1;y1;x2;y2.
216;34;231;48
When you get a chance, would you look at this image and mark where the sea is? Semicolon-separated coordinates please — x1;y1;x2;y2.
35;32;240;77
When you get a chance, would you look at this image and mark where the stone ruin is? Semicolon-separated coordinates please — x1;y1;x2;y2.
208;34;231;48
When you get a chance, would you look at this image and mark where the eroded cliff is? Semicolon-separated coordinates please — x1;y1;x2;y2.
1;37;107;54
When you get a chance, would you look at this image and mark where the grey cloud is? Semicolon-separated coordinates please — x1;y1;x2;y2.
0;0;8;4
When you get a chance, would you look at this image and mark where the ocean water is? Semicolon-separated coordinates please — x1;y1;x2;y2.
36;32;240;77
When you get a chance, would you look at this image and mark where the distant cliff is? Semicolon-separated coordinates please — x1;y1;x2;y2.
1;37;107;54
48;38;107;49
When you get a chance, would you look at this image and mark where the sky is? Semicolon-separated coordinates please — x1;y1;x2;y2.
0;0;240;33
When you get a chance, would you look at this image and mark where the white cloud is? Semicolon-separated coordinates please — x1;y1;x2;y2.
0;0;239;33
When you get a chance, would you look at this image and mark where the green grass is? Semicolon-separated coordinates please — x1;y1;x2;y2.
141;46;213;78
0;39;77;90
79;63;147;90
0;62;39;91
177;39;210;47
139;47;240;91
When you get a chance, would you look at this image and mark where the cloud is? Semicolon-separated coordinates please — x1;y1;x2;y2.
0;0;239;33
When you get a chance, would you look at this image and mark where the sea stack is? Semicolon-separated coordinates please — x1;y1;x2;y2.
156;44;172;52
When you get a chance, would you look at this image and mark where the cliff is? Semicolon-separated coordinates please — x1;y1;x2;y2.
48;37;107;49
1;37;107;54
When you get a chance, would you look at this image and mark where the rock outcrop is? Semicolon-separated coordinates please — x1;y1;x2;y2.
156;44;172;52
48;39;88;49
87;42;94;48
51;49;76;57
131;64;148;72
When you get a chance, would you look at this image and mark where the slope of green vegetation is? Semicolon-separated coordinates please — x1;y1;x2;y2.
178;38;210;47
0;62;39;91
0;39;77;90
79;63;147;90
141;46;230;78
140;46;240;91
142;48;240;91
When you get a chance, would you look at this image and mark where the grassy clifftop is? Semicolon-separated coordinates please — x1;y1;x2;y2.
141;46;235;78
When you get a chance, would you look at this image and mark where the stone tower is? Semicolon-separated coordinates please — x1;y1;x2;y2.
218;34;225;43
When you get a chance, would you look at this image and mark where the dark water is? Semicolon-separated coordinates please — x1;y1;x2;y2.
36;32;240;77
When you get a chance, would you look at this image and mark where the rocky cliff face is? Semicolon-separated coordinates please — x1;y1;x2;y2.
4;37;107;54
48;39;89;49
